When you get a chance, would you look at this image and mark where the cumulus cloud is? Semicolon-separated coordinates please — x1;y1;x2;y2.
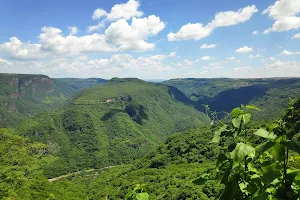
87;21;105;32
248;54;263;59
235;46;253;53
105;15;165;51
263;0;300;33
201;56;215;61
0;37;45;60
87;53;172;73
292;33;300;39
176;59;199;67
168;23;212;41
280;50;300;55
92;9;107;20
39;27;116;55
92;0;143;22
168;5;257;41
200;44;216;49
269;57;276;61
68;26;78;35
252;30;258;35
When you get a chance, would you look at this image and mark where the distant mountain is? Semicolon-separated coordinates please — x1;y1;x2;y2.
0;73;107;127
55;78;108;91
163;78;300;121
18;78;209;177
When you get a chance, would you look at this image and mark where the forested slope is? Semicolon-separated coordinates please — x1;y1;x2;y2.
0;73;107;127
164;78;300;121
17;78;210;178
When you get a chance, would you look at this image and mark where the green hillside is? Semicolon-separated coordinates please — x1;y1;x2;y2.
164;78;300;121
18;78;210;177
55;78;108;91
0;73;107;128
46;99;300;200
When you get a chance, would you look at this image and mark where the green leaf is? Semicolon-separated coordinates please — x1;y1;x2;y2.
254;128;277;140
193;173;210;185
261;171;281;185
219;175;241;200
211;125;227;143
136;193;149;200
230;143;255;168
246;105;261;111
242;113;251;125
217;153;229;167
239;181;250;195
285;140;300;154
231;108;244;118
292;174;300;195
255;141;275;156
287;168;300;181
232;115;242;129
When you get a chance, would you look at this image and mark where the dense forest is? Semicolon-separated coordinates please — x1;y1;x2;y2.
0;73;300;199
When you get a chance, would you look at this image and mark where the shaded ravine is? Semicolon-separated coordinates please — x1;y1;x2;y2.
48;166;115;182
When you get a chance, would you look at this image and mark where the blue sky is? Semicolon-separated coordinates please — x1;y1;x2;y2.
0;0;300;79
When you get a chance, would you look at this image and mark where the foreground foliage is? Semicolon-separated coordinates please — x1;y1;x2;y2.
196;99;300;199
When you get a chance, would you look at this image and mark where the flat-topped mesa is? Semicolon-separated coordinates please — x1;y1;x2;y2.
110;77;146;84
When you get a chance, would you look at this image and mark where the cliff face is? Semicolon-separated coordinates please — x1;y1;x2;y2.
0;73;108;128
0;74;74;127
7;74;55;98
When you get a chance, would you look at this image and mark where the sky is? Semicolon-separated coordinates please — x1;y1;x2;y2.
0;0;300;79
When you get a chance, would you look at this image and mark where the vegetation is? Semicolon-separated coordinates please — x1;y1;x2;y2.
17;78;209;178
0;73;107;128
0;75;300;200
164;78;300;121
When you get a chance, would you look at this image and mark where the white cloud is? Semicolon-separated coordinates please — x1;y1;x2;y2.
0;58;12;65
168;5;257;41
264;60;300;70
105;15;165;51
208;5;258;28
87;20;105;32
201;56;215;61
68;26;78;36
87;53;172;73
248;54;263;59
269;57;276;61
92;8;107;20
200;44;216;49
233;67;252;72
39;27;116;55
292;33;300;39
235;46;253;53
227;57;236;60
176;59;199;67
0;37;45;60
92;0;143;22
280;50;300;55
252;30;258;35
263;0;300;33
236;60;241;63
168;23;212;41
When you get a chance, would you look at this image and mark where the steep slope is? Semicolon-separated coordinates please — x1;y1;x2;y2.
164;78;300;121
0;73;107;127
18;78;210;177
